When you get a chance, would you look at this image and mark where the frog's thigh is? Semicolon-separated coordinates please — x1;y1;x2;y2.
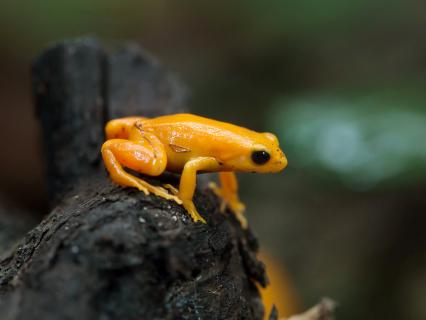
105;117;146;139
106;138;166;176
102;139;181;204
102;139;150;194
218;172;247;228
179;157;220;223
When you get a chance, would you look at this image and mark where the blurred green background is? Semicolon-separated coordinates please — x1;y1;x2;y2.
1;1;425;319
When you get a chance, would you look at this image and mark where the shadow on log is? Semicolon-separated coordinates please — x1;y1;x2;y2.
0;38;267;320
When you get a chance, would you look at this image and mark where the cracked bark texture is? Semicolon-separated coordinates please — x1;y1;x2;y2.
0;38;267;320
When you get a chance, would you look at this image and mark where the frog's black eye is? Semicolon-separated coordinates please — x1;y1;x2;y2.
251;150;270;165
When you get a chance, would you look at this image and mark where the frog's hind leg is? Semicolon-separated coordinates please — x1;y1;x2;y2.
209;172;247;228
101;138;182;204
105;117;148;139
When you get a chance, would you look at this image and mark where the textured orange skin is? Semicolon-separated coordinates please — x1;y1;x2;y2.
101;113;287;226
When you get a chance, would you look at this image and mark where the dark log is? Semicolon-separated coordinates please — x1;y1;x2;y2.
106;42;187;119
0;197;38;253
0;38;267;320
33;38;105;206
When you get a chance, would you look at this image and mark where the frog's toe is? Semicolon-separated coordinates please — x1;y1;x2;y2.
218;201;229;213
151;186;183;205
208;182;227;211
208;182;221;195
192;215;207;224
228;201;247;228
182;200;206;224
190;211;207;224
234;211;248;229
163;184;179;195
138;187;150;196
131;181;150;195
132;179;182;204
164;193;183;205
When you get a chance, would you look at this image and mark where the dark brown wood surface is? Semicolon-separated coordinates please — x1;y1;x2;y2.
0;38;267;320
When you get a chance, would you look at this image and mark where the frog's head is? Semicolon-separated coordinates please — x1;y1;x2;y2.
224;132;287;173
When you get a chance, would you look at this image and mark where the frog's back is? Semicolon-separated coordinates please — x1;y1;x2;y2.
145;113;257;139
141;113;260;172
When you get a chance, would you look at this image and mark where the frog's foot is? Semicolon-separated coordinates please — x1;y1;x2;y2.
208;182;247;228
208;182;226;212
126;177;150;195
232;206;248;229
164;184;206;223
181;199;206;224
120;176;181;204
163;183;179;195
129;178;183;204
135;179;182;204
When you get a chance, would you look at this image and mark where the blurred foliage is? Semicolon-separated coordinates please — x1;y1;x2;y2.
272;85;426;190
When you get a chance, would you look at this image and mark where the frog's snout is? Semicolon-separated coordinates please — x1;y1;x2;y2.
281;153;288;169
273;150;287;172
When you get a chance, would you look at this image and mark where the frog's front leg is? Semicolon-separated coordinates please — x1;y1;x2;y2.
210;172;247;228
171;157;220;223
101;131;182;204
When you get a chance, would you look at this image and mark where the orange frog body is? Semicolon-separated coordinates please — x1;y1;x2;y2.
101;113;287;227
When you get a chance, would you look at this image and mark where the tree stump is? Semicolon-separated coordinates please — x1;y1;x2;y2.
0;38;267;320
